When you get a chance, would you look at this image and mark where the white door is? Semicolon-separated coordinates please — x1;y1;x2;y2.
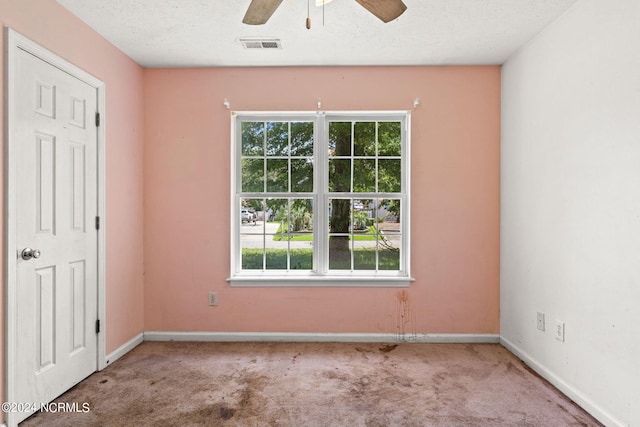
13;47;98;424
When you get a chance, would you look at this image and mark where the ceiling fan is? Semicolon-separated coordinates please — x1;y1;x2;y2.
242;0;407;25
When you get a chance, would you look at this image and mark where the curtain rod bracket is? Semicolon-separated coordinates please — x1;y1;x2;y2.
223;98;231;110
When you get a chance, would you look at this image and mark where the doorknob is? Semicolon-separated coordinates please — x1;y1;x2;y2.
21;248;41;261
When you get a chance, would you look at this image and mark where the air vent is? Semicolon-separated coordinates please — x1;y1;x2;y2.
239;38;282;49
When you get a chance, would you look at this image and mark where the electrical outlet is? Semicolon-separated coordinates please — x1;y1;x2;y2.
555;320;565;342
208;291;218;306
536;312;545;331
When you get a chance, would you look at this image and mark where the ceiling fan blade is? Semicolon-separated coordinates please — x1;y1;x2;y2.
355;0;407;23
242;0;285;25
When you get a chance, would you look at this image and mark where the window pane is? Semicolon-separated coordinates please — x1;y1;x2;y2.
353;159;376;192
242;122;264;156
379;235;400;271
267;198;313;271
266;122;289;156
352;199;378;270
266;159;288;192
352;199;376;270
291;244;313;270
241;240;263;270
266;198;289;270
329;198;351;234
265;247;287;270
329;239;351;270
378;122;401;156
291;158;313;192
353;199;375;229
354;122;376;156
291;122;314;156
267;198;289;225
379;199;401;224
240;198;263;234
242;158;264;192
329;198;352;270
290;198;314;232
329;122;352;157
329;159;351;192
378;159;401;193
353;243;377;270
379;199;401;270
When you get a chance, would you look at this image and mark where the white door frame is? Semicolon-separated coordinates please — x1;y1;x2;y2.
4;28;107;426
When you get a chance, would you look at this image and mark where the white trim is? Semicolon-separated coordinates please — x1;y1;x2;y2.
229;112;236;285
227;276;413;287
144;331;500;344
4;28;106;427
5;29;104;88
403;112;411;274
104;333;144;366
230;111;411;283
96;83;107;371
3;28;17;427
500;337;623;427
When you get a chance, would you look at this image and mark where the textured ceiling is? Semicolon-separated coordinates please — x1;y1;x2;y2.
56;0;580;68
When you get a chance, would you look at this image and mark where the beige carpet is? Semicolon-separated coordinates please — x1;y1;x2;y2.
22;342;601;426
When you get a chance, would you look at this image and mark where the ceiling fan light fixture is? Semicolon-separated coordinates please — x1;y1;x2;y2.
242;0;284;25
241;0;405;26
355;0;407;23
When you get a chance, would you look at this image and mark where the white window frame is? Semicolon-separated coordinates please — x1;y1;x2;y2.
228;111;413;287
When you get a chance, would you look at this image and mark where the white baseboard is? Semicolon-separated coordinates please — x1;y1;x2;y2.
500;337;622;427
144;331;500;344
104;332;144;367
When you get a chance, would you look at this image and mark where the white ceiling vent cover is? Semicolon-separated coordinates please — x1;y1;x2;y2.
239;38;282;49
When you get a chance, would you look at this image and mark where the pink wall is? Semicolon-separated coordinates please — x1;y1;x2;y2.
143;67;500;334
0;2;499;417
0;0;145;413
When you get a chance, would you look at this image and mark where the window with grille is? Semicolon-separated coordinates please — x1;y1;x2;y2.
229;111;412;287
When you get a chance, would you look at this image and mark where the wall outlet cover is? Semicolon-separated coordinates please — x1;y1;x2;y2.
536;312;545;331
208;291;218;306
555;320;565;342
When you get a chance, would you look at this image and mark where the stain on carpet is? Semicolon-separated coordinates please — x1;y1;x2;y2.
379;344;398;353
20;342;603;427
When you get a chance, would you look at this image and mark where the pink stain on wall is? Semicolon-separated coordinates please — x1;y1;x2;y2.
0;0;145;413
143;67;500;335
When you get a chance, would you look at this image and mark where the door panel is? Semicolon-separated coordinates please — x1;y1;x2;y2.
70;260;87;353
36;133;57;235
35;265;56;373
14;47;98;424
70;143;87;232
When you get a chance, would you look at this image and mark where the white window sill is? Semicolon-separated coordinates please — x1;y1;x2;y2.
227;275;414;287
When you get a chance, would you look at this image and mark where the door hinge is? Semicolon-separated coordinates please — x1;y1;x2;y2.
95;319;101;334
95;216;100;230
95;112;101;127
